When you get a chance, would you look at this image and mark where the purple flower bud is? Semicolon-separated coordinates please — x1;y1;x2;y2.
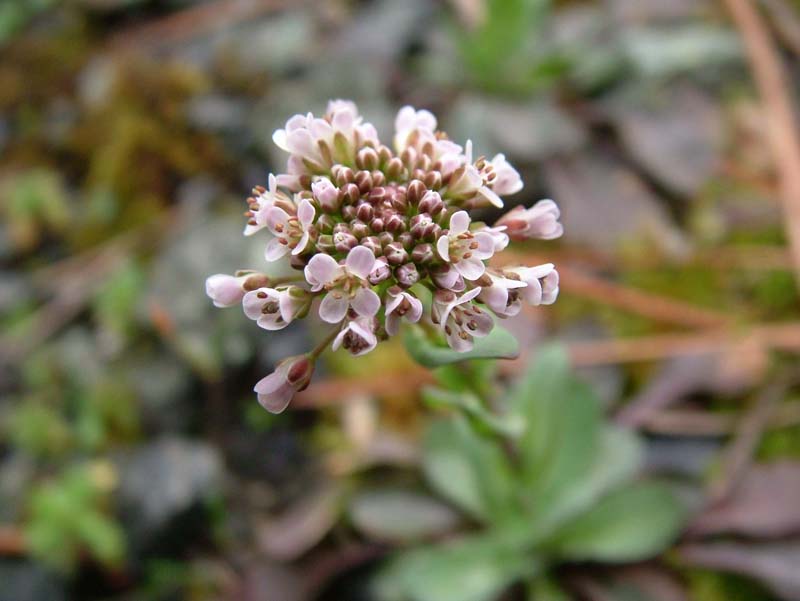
356;202;374;222
411;243;434;264
368;187;388;204
424;170;442;190
418;190;444;216
369;218;385;233
378;231;394;247
356;147;380;170
377;145;393;166
391;192;408;213
243;273;272;291
385;157;405;181
410;213;433;239
342;204;357;220
355;170;373;194
361;236;383;255
334;231;358;253
332;165;355;187
342;183;361;205
254;355;315;413
385;213;406;233
406;180;427;206
396;231;414;249
385;241;409;265
371;170;386;188
396;262;419;288
351;220;370;239
368;257;391;285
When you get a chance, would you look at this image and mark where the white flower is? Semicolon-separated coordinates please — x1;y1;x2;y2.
504;263;560;305
246;174;294;236
431;288;494;352
495;199;563;241
332;316;378;356
264;198;315;261
394;105;437;153
205;273;248;308
487;153;523;196
304;246;381;323
384;287;423;336
243;286;310;330
478;273;527;317
436;211;495;280
254;355;314;413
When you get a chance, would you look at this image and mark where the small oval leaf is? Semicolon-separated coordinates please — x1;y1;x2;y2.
403;324;519;368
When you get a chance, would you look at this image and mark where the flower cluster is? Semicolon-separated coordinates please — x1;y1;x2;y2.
206;100;562;412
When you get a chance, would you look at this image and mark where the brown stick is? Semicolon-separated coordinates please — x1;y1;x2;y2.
724;0;800;288
0;526;26;556
641;402;800;436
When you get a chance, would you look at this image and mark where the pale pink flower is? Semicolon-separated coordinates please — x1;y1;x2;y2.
311;176;340;212
478;273;527;317
393;105;437;152
477;225;509;252
332;316;378;356
495;199;563;241
304;246;380;323
487;153;523;196
384;287;423;336
254;355;314;413
436;211;495;280
205;273;249;308
264;198;315;261
246;174;294;236
243;286;310;330
504;264;560;305
431;288;494;352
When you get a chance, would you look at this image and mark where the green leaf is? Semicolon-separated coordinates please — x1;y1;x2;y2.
509;345;601;502
544;483;686;563
527;575;570;601
422;417;515;523
349;489;460;544
527;427;644;541
375;535;533;601
404;324;519;368
422;386;525;438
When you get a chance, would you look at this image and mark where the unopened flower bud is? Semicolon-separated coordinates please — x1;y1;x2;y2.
396;231;414;249
290;254;310;270
342;183;361;205
385;213;406;233
356;147;380;171
396;263;420;288
342;204;357;220
316;214;337;234
254;354;314;413
400;147;418;168
242;273;272;291
423;170;442;190
385;241;409;265
371;170;386;188
351;220;370;239
368;257;391;285
356;202;374;222
205;274;248;307
385;157;405;181
406;180;427;206
378;231;395;247
418;190;444;215
369;218;385;232
377;145;393;166
361;236;383;255
334;231;358;253
355;170;373;194
368;187;388;204
411;243;434;264
410;213;434;239
332;165;355;186
495;200;563;241
316;234;335;253
391;192;408;213
312;178;340;213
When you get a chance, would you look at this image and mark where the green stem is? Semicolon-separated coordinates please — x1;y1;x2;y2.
308;326;341;360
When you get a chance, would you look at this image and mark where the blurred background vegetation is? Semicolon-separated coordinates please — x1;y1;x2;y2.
2;0;800;599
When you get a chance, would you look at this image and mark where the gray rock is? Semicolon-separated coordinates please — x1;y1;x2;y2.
0;561;64;601
115;437;223;552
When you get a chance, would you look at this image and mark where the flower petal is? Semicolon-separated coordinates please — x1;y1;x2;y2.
455;257;486;281
436;235;451;262
305;253;341;288
265;237;290;262
345;246;376;280
449;211;471;235
319;292;349;323
351;288;380;317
